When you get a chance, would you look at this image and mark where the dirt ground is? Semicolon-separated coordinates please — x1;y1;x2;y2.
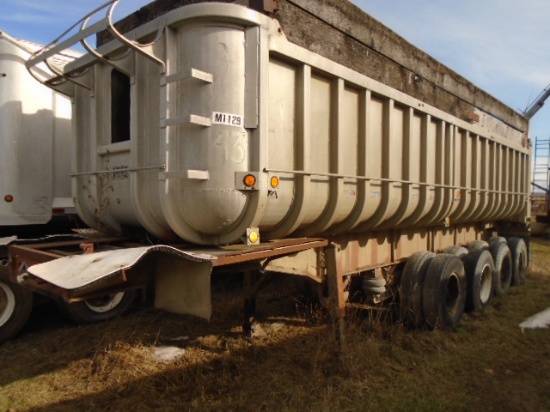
0;237;549;412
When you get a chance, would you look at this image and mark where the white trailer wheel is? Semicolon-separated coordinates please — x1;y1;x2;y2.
479;263;493;304
0;271;34;344
488;241;512;296
62;290;136;324
508;238;528;286
463;249;495;312
84;292;125;313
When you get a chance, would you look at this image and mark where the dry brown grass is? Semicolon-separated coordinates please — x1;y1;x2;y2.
1;239;550;411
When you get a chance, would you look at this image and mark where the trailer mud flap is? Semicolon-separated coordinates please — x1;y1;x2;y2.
25;245;215;320
154;254;213;319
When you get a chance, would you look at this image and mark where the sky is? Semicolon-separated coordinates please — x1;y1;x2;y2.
2;0;550;144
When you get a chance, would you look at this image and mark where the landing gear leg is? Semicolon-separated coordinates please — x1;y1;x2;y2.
242;269;269;339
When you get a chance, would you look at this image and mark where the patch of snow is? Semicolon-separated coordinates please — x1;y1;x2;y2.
519;307;550;331
152;346;186;363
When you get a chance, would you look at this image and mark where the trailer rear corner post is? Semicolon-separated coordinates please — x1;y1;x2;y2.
325;243;346;352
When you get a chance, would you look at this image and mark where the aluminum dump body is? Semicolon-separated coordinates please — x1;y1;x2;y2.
31;1;530;245
0;32;76;226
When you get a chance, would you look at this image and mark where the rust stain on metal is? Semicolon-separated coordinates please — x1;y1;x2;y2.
213;238;329;267
80;243;94;254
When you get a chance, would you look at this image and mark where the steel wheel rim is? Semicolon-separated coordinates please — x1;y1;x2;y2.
84;292;125;313
479;263;492;304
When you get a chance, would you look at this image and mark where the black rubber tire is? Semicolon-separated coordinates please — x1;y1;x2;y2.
508;237;528;286
294;277;325;305
443;246;468;258
489;236;507;245
467;240;489;251
422;254;467;330
463;249;495;312
0;269;34;344
488;241;512;296
399;251;436;328
61;290;136;324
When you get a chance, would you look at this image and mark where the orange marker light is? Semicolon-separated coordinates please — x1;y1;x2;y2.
4;195;13;203
270;176;280;188
243;174;256;187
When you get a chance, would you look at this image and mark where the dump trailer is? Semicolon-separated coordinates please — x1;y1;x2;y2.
1;0;530;343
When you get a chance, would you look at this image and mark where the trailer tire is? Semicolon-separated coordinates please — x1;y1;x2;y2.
508;237;528;286
467;240;489;251
422;254;466;330
443;246;468;258
489;236;507;245
294;277;324;304
0;270;33;344
463;249;495;312
62;290;136;324
488;241;512;296
399;251;435;327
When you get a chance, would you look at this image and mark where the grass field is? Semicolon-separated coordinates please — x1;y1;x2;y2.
1;238;549;411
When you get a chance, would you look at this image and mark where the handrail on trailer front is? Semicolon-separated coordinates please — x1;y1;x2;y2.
25;0;165;90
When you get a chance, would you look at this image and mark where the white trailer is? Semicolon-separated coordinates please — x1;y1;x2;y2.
0;31;79;231
0;32;86;342
1;0;531;343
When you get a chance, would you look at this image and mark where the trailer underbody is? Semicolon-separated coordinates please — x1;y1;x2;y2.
0;221;530;345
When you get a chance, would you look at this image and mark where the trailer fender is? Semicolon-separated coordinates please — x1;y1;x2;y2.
25;246;216;320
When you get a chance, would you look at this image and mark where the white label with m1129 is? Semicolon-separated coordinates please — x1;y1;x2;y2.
212;112;244;127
